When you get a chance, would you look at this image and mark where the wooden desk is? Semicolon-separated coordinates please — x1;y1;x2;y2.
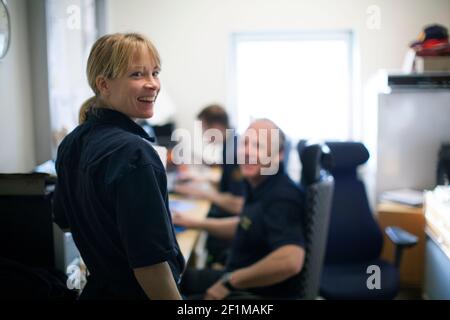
170;195;211;264
170;165;221;265
377;202;425;289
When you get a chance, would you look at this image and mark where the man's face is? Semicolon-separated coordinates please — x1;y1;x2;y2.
238;121;283;181
102;49;160;119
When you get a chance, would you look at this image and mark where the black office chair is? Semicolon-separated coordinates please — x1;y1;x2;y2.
437;144;450;185
297;142;334;299
319;142;418;299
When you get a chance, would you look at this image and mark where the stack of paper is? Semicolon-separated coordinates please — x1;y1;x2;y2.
380;188;424;207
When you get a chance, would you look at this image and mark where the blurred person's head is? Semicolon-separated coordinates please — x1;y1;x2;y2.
79;33;161;123
238;119;285;186
197;104;230;138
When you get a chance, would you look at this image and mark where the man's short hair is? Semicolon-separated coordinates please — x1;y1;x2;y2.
197;104;230;128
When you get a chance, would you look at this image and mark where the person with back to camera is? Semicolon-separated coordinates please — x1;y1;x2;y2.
175;105;246;267
53;33;184;300
175;104;245;217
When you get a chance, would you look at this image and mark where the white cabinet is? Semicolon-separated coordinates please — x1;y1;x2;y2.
375;91;450;200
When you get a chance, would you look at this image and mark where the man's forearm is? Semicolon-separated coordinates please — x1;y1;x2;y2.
198;217;239;240
207;191;244;215
134;262;182;300
229;245;305;289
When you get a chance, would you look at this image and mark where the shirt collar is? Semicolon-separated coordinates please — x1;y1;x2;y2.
87;108;155;143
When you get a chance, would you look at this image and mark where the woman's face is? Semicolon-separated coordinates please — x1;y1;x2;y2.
103;48;160;119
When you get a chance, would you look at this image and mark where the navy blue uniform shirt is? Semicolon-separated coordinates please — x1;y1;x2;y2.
53;108;185;299
208;133;245;219
219;132;245;197
226;166;305;298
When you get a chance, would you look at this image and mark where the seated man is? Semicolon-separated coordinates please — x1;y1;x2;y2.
173;119;305;299
175;105;246;266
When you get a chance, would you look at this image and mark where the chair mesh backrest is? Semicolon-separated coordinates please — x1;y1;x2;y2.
297;143;334;299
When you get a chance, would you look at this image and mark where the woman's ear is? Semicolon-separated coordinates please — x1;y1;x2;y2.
95;75;109;97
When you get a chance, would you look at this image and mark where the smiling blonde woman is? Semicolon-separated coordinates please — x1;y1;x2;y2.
53;33;184;300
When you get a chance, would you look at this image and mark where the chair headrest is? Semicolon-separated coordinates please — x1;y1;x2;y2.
325;142;369;170
300;143;332;185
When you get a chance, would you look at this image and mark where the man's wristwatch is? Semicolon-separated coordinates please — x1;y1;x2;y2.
220;272;236;291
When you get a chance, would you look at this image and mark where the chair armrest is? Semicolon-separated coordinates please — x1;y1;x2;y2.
385;226;418;248
385;226;418;268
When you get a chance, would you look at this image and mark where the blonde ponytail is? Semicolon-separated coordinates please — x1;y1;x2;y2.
79;96;97;124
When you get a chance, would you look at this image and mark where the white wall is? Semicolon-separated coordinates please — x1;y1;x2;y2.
377;91;450;194
0;0;35;172
1;0;449;173
108;0;450;136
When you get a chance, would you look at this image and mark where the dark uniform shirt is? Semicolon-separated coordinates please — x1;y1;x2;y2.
208;133;245;219
53;108;185;299
219;132;245;197
226;166;305;298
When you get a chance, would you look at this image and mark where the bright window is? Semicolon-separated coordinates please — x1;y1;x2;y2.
232;32;354;141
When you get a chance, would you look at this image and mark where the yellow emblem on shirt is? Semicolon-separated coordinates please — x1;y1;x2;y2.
240;216;252;230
